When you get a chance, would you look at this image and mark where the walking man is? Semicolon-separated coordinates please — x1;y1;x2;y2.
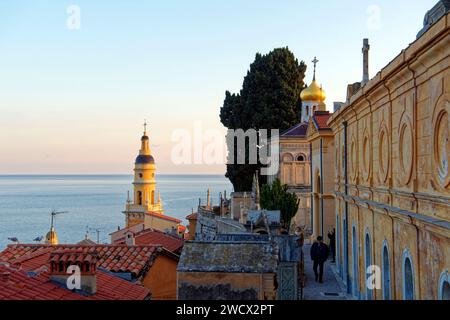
310;236;329;283
328;228;336;263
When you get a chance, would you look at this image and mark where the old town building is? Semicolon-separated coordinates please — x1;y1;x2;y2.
0;243;180;300
0;248;151;300
306;110;335;240
177;241;279;300
269;58;329;235
122;123;182;233
329;2;450;300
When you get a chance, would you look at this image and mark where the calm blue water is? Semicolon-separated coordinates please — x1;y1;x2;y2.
0;175;232;249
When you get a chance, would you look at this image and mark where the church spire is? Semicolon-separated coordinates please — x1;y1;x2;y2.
139;120;151;156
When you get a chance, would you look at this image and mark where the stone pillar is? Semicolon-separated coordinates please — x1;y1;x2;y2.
362;38;370;85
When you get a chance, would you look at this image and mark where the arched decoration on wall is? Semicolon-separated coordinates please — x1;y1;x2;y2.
398;112;414;186
362;129;371;182
282;153;294;162
364;230;372;300
350;135;358;182
137;191;143;205
296;154;306;162
378;123;390;184
438;270;450;300
402;249;415;300
431;94;450;191
314;168;321;194
382;240;391;300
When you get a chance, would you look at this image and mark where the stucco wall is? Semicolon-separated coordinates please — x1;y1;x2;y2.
143;255;178;300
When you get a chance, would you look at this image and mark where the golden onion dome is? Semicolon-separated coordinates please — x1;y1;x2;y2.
300;80;326;102
45;227;59;245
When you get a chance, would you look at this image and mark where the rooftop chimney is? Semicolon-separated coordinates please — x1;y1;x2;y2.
362;38;370;85
125;230;135;246
49;250;98;295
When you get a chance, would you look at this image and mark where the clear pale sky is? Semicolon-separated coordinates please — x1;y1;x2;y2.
0;0;437;174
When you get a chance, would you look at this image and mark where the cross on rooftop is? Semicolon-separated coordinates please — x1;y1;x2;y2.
312;56;319;80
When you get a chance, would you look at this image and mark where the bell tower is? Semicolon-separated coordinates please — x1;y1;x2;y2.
124;121;163;227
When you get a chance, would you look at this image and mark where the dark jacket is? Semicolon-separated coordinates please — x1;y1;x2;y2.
310;242;329;262
328;231;336;247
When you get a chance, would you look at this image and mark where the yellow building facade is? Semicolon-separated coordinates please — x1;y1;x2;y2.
329;10;450;300
306;111;335;240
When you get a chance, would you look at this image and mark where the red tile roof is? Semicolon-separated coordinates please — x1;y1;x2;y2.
0;244;164;277
113;229;184;253
312;111;332;130
146;211;182;223
0;264;150;300
186;212;198;220
281;122;309;137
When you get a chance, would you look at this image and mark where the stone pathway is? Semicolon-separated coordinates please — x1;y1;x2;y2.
301;244;348;300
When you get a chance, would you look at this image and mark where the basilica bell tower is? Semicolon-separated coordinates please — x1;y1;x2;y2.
124;122;163;228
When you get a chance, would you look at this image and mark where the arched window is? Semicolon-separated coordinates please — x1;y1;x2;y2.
402;250;415;300
297;155;305;162
365;232;372;300
438;271;450;300
382;241;391;300
137;191;142;205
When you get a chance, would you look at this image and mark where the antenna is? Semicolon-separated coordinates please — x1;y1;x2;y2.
88;227;102;243
50;209;68;230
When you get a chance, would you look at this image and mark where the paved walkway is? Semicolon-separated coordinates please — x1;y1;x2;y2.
301;244;348;300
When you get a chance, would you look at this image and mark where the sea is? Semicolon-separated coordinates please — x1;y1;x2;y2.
0;175;233;250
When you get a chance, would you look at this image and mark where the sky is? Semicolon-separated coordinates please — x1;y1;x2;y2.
0;0;438;174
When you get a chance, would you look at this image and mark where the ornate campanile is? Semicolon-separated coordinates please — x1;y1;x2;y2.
124;122;163;227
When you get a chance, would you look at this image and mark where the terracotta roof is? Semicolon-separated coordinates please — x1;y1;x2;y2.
49;249;98;265
114;229;184;253
0;244;162;277
281;122;308;137
77;238;97;246
186;212;198;220
146;211;181;223
0;264;150;300
312;111;332;130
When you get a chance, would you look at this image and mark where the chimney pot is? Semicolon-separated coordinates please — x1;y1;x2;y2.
125;231;135;246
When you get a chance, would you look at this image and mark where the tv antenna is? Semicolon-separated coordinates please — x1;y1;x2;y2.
50;209;68;230
87;227;102;243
